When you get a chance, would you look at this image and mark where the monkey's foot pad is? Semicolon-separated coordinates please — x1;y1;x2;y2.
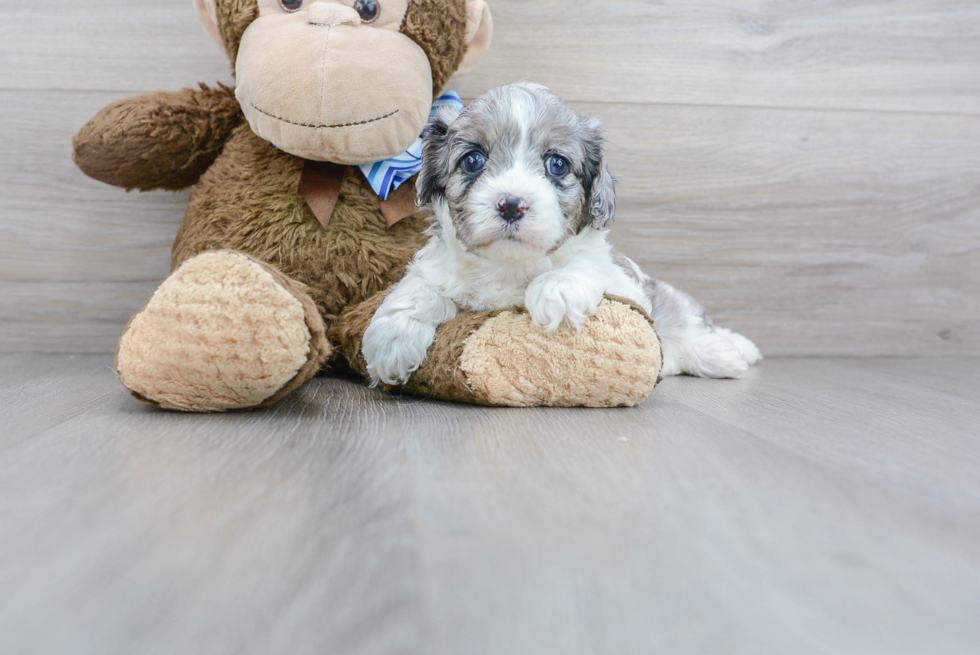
411;297;663;408
115;250;329;412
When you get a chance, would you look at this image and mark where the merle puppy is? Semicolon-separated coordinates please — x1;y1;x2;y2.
363;82;761;386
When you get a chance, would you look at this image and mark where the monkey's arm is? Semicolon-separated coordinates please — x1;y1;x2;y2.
73;84;242;191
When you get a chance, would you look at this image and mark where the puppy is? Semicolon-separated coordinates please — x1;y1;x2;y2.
363;82;761;387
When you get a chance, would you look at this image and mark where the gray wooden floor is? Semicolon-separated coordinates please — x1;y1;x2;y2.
0;355;978;655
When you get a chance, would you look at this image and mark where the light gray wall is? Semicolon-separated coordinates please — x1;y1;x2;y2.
1;0;978;355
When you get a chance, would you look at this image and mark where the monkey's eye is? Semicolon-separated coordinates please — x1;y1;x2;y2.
546;155;569;178
353;0;380;23
461;151;486;175
279;0;304;12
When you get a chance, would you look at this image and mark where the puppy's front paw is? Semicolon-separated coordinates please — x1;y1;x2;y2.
362;316;437;387
524;271;604;332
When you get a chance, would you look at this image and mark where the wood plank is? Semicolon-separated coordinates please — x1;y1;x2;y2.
2;1;979;115
2;355;977;654
0;281;161;353
0;0;232;93
0;358;423;655
398;359;980;655
602;102;980;357
817;357;980;403
0;89;186;284
407;398;980;655
0;354;121;448
459;0;980;114
3;90;978;355
454;0;980;114
0;89;185;351
665;359;980;513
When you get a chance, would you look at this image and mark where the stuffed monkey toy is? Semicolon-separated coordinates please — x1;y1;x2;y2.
72;0;663;412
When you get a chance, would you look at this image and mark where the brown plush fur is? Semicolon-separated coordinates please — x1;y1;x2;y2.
402;0;470;96
215;0;259;67
172;125;429;333
73;84;241;191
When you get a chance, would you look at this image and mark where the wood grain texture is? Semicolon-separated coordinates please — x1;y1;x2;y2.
0;0;232;93
3;0;980;114
2;90;978;355
0;355;424;655
1;355;978;654
455;0;980;115
604;103;980;356
1;0;978;355
0;89;186;351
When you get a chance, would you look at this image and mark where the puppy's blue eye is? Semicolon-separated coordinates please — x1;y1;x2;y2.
462;151;486;175
546;155;569;178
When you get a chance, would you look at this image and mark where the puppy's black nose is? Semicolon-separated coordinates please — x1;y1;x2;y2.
496;196;528;223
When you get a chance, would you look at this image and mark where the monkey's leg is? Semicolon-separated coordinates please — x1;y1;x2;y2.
115;250;331;412
333;294;663;408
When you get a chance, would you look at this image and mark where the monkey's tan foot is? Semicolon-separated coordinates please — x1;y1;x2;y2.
116;250;330;412
335;295;662;408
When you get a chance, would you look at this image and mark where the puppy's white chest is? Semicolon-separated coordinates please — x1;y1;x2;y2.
448;257;551;312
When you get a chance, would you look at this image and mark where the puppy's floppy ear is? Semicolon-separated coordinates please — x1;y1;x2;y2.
583;117;617;230
417;105;463;208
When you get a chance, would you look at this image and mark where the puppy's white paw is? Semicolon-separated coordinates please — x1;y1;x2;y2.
714;327;763;367
691;333;750;378
362;315;437;386
524;271;604;332
665;329;762;379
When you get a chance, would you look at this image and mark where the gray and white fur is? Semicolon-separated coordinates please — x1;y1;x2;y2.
363;82;761;386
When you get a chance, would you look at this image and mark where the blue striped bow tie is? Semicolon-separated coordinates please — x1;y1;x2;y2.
360;91;465;201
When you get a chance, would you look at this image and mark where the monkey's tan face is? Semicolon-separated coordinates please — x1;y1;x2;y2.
235;0;433;164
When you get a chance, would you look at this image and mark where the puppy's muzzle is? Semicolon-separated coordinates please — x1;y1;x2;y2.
496;195;528;224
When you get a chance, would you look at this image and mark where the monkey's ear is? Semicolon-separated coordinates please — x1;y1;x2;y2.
456;1;493;76
193;0;224;50
417;106;461;207
583;118;617;230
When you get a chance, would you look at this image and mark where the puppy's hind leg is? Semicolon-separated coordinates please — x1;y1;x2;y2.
644;279;762;378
